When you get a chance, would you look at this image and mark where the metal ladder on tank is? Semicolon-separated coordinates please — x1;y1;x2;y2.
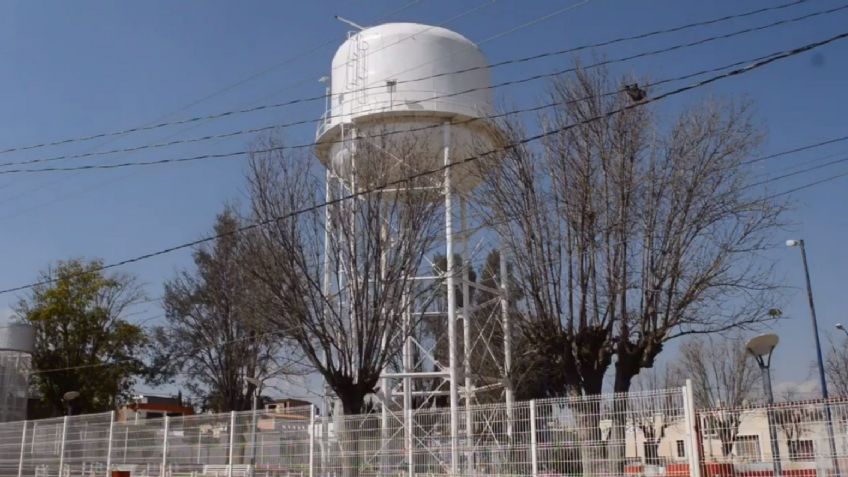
345;31;369;113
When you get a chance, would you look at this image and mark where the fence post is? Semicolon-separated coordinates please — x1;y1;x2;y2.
683;380;702;477
105;411;115;477
17;422;27;477
58;415;69;477
530;400;538;477
228;411;236;477
309;405;316;477
161;415;170;477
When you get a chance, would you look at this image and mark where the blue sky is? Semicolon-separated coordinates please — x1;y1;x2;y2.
0;0;846;401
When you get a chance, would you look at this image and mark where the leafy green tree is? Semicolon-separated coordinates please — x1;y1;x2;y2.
15;259;148;415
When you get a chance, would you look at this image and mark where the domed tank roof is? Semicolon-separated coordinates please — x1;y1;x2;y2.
316;22;494;140
0;322;35;354
315;22;503;196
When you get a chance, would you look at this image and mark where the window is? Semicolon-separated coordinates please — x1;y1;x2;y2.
734;435;762;461
789;440;815;461
677;440;686;458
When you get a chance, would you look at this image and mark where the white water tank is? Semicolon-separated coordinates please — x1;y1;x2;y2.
0;323;34;422
315;23;503;193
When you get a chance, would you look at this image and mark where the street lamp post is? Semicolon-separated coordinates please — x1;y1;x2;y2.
244;377;262;472
747;334;782;477
786;240;830;398
62;391;80;416
787;239;841;476
836;323;848;339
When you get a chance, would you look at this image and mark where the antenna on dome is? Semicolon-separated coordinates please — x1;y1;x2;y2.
334;16;366;31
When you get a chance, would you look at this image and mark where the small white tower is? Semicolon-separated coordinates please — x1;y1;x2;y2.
0;323;34;422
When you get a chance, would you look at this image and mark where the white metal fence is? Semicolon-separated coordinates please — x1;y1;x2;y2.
1;386;847;477
695;398;848;477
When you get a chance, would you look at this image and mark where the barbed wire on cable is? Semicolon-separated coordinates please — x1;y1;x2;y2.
0;30;844;297
0;0;818;159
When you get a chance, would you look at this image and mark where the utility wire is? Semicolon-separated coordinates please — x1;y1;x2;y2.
0;1;463;221
748;156;848;189
0;0;559;220
4;15;840;178
0;57;748;175
166;0;424;117
17;144;848;378
0;30;844;296
27;325;303;375
0;0;815;158
745;134;848;165
764;169;848;199
2;1;839;171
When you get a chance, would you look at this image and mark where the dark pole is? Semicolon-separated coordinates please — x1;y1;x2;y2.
753;353;782;477
795;240;841;476
798;241;829;397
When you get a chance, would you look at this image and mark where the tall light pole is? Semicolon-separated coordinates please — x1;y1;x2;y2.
245;377;262;471
747;334;782;477
786;239;841;476
836;323;848;339
786;239;830;397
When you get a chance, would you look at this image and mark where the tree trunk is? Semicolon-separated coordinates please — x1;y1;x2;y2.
577;375;607;477
610;362;638;475
338;392;367;477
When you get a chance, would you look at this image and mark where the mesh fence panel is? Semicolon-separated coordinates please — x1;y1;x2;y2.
697;398;848;477
8;387;848;477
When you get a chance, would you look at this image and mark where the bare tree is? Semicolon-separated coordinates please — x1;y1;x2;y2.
477;65;783;398
631;367;686;465
675;335;762;457
151;209;296;412
825;336;848;397
773;400;824;460
241;132;442;415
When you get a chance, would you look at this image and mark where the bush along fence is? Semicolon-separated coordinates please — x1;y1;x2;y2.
0;382;847;477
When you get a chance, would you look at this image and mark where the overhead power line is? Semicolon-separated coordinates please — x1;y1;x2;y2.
27;324;303;376
745;134;848;165
0;30;844;296
167;0;424;117
4;2;846;175
0;55;757;176
764;169;848;200
0;0;817;158
0;1;495;219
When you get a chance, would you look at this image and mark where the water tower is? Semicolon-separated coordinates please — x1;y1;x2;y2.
315;23;510;475
0;323;35;422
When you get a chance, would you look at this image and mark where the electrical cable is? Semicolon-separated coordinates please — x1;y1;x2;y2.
0;0;517;222
0;30;844;296
0;0;433;215
745;134;848;166
0;0;816;158
21;157;848;378
0;30;828;178
764;168;848;200
27;325;304;376
162;0;424;119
